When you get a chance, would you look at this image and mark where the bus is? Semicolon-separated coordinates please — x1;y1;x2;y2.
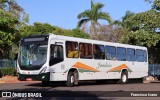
17;34;148;86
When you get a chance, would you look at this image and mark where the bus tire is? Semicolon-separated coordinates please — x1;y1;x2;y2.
73;70;79;86
42;81;50;87
66;71;75;87
120;71;128;84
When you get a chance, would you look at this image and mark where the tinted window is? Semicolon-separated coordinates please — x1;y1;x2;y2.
105;46;116;60
127;48;135;61
117;47;126;61
66;41;79;58
144;50;147;62
93;44;105;59
49;45;64;66
136;49;144;62
80;43;93;59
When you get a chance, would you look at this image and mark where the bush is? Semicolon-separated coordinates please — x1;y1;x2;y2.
0;70;2;78
0;67;16;76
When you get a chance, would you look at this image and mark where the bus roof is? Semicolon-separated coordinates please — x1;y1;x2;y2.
47;33;147;50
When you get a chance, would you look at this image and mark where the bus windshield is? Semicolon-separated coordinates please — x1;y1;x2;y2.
18;42;48;67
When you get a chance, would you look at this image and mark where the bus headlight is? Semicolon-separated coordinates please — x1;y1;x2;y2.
17;67;20;73
39;67;47;74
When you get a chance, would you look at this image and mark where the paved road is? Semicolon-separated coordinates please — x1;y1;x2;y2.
0;81;160;100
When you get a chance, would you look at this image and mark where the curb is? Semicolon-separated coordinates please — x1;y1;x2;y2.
0;78;5;83
0;81;5;83
150;81;160;83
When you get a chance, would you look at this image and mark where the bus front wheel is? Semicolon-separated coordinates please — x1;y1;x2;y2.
66;70;78;87
66;72;75;87
73;70;79;86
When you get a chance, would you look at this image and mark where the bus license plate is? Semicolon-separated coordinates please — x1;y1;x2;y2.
26;78;32;81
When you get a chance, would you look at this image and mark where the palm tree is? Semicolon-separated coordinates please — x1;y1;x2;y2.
113;10;135;29
77;0;112;34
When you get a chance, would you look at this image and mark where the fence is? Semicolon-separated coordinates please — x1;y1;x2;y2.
0;59;17;68
148;64;160;77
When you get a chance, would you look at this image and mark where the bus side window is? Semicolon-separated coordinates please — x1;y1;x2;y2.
105;46;116;60
93;44;105;59
144;50;147;62
80;43;93;59
49;45;64;66
136;49;144;62
117;47;126;61
127;48;135;61
66;41;79;58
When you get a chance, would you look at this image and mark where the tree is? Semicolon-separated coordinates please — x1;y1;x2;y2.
124;9;160;32
0;0;28;59
90;25;127;43
120;9;160;63
77;0;112;34
0;9;18;58
122;29;160;47
113;11;135;29
145;0;160;11
20;22;89;39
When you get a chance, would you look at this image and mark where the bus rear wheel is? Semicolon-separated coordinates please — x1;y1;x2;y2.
120;71;128;84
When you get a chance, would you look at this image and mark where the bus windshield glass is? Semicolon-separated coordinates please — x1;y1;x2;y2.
19;42;48;67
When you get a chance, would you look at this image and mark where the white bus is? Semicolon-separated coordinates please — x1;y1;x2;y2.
17;34;148;86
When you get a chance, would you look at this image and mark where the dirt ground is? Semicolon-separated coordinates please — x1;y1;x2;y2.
0;76;39;83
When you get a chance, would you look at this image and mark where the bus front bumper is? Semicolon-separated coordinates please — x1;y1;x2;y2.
17;72;50;81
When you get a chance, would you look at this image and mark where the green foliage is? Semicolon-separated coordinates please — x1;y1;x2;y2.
9;44;19;60
0;31;13;46
69;29;89;38
19;22;89;39
120;9;160;48
29;22;55;34
145;0;160;11
56;28;89;39
77;0;112;34
124;10;160;32
115;7;160;63
122;29;160;47
148;47;160;64
0;9;18;48
0;0;28;59
0;67;16;76
113;11;135;29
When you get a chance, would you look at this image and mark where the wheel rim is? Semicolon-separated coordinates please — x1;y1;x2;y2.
71;75;74;83
122;74;127;82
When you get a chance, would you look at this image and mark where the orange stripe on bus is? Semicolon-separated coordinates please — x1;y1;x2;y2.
108;64;128;72
75;62;97;71
73;62;99;72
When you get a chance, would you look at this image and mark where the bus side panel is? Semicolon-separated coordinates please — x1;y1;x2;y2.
78;72;121;80
128;72;148;79
50;72;67;81
128;61;148;78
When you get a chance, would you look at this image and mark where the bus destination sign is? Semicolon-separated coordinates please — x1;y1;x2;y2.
23;37;46;42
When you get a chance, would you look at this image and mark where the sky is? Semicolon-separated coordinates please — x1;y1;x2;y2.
16;0;152;29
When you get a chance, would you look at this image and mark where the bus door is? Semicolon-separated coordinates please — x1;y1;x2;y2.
49;40;65;72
